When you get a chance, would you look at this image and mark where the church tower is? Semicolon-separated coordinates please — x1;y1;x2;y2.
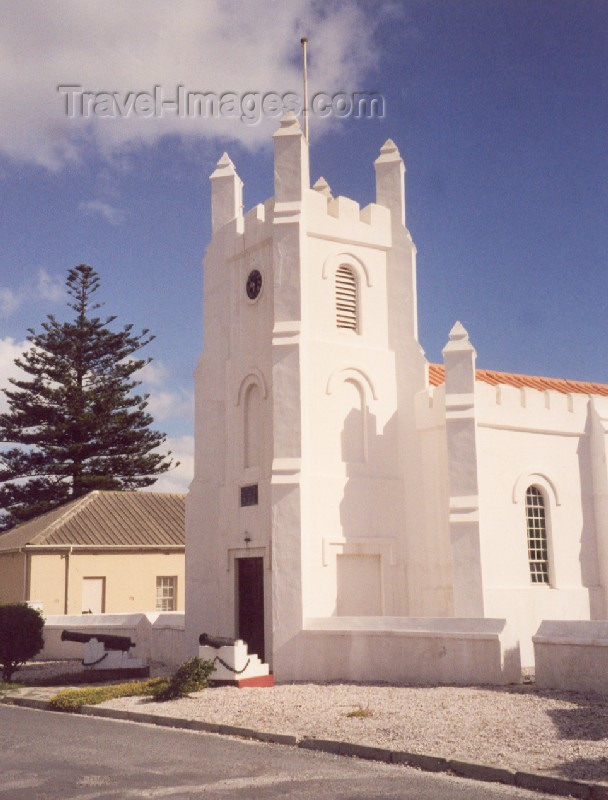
185;113;428;679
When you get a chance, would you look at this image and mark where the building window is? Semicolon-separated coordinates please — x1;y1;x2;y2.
335;265;358;331
156;576;177;611
525;486;550;584
240;484;258;506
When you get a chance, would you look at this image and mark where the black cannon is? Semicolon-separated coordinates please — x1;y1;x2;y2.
199;632;237;649
61;630;134;652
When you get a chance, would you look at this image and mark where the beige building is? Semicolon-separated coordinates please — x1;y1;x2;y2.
0;491;185;615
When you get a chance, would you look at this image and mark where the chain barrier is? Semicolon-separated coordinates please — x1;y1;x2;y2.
213;655;251;674
82;652;108;667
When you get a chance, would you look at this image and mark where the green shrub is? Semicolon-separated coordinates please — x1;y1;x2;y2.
150;657;215;702
49;677;168;712
0;604;45;681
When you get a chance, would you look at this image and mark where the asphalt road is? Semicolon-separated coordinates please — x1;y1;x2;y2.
0;705;555;800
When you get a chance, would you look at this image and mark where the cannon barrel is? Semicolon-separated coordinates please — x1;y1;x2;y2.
61;630;134;651
199;632;237;648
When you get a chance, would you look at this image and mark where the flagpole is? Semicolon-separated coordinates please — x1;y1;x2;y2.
300;37;309;142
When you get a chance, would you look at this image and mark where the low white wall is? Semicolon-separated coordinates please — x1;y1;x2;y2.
38;612;186;666
533;620;608;694
37;613;523;685
148;612;187;666
275;617;521;685
485;586;592;668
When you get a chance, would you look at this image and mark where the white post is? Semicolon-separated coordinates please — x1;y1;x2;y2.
300;37;309;143
443;322;485;617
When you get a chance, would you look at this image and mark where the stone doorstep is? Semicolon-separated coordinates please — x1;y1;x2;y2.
2;693;607;799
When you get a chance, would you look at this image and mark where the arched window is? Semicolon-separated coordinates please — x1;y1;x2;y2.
335;265;358;332
243;382;261;468
525;486;550;584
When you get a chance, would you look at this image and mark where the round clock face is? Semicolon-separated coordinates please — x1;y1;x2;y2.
246;269;262;300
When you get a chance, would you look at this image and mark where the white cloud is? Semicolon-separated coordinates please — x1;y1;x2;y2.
0;337;29;414
0;288;20;317
140;360;193;423
139;360;170;387
36;268;65;303
0;268;65;318
146;435;194;494
79;199;126;225
138;361;194;492
145;388;194;424
0;1;380;168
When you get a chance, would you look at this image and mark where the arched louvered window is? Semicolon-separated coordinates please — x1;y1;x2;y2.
335;265;358;332
525;486;550;584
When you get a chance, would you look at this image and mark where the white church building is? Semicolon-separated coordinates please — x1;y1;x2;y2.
185;112;608;681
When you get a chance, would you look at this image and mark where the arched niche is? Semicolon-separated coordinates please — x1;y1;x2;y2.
326;367;378;465
326;366;378;401
235;369;268;406
236;370;267;471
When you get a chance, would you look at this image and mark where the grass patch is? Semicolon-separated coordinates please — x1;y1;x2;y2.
346;705;374;719
49;677;169;712
48;657;216;712
0;681;22;692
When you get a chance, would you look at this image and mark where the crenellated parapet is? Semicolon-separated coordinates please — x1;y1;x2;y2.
241;200;274;251
209;125;414;256
304;138;411;248
206;197;274;263
417;360;594;436
306;187;395;249
474;381;590;435
212;177;398;254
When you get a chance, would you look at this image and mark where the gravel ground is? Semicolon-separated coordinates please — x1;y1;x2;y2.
14;661;608;783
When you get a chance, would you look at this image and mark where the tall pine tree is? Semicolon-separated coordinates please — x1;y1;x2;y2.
0;264;174;530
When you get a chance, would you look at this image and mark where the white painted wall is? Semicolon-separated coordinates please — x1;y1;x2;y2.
534;620;608;694
413;325;607;667
186;112;608;682
281;617;521;685
475;382;601;665
39;613;186;666
186;115;428;677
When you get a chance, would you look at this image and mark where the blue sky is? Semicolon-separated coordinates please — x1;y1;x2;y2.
1;1;606;493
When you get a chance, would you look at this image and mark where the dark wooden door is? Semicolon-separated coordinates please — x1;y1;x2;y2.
236;557;265;661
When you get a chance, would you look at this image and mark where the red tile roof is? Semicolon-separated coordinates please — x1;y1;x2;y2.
429;364;608;397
